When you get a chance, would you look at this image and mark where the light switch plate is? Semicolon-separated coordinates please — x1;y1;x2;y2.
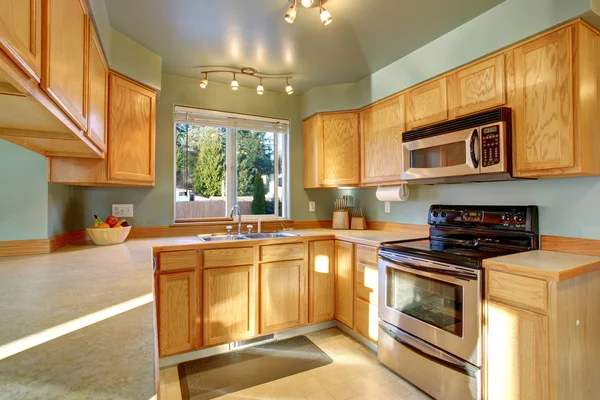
385;202;391;213
112;204;134;218
309;201;316;212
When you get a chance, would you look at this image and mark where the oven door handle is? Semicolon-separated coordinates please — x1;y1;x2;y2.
379;321;478;378
379;253;478;281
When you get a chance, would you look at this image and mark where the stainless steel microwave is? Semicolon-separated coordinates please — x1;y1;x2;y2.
401;108;512;184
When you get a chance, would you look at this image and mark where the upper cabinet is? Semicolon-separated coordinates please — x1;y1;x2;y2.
303;111;359;188
0;0;42;80
452;54;506;117
406;77;448;130
360;95;405;185
86;23;107;153
511;24;600;178
41;0;89;130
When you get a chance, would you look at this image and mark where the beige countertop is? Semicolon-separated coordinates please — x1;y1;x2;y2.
483;250;600;281
0;229;425;399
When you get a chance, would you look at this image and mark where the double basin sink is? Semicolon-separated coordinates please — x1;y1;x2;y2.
197;231;298;242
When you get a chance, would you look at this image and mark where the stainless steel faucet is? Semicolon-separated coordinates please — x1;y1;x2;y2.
229;205;242;235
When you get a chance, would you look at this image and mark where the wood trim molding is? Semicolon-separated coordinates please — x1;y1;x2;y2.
0;238;50;257
541;235;600;257
367;221;430;235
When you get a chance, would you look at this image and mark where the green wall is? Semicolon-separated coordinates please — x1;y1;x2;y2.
79;73;338;227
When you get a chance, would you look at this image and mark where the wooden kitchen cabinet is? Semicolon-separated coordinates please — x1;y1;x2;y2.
360;95;405;186
260;260;307;334
47;72;156;186
334;240;354;328
303;114;321;188
86;23;108;152
354;245;379;343
355;298;378;343
452;54;506;117
0;0;43;80
406;77;448;130
308;240;335;324
158;271;198;357
41;0;89;130
203;265;256;346
511;23;600;178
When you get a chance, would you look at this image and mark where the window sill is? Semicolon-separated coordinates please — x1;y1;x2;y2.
171;218;293;227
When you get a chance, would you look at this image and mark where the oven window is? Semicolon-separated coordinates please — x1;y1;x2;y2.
410;141;466;169
386;267;463;336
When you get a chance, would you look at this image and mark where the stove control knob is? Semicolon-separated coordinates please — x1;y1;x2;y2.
432;210;439;218
517;214;525;222
513;215;520;222
441;211;447;218
501;214;507;221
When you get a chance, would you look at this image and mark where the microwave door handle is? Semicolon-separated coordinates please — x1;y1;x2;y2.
470;129;480;169
379;321;478;378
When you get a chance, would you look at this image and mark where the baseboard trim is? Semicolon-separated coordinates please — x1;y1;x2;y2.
335;322;378;353
541;235;600;256
0;238;50;257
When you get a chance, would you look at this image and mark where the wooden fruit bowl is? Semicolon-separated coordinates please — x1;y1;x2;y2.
86;226;132;246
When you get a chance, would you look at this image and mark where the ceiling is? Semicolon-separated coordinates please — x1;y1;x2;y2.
104;0;504;94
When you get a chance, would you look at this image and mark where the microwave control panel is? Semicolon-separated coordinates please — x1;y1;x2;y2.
481;125;500;167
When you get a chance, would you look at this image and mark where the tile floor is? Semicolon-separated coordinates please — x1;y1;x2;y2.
160;328;432;400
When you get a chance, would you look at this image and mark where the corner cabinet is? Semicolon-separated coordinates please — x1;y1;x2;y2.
303;112;360;188
0;0;43;80
308;240;335;324
511;23;600;178
360;95;405;185
41;0;89;130
47;72;156;187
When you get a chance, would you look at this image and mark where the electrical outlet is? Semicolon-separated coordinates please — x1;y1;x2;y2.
385;202;391;213
112;204;134;218
309;201;316;212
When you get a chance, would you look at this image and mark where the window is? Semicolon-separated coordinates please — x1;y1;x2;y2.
174;107;289;222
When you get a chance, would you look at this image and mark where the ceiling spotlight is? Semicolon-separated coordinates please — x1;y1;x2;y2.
199;73;208;89
285;79;293;95
301;0;314;7
284;1;297;23
320;4;332;25
257;79;264;95
231;73;239;91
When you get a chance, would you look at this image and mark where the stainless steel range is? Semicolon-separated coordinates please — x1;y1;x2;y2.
377;205;538;400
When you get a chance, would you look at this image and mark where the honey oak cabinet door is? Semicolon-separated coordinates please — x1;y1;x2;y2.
203;266;256;346
303;114;322;189
454;54;506;116
406;77;448;130
42;0;89;130
360;95;405;185
86;23;107;152
320;112;359;187
514;27;574;174
0;0;42;80
108;73;156;185
158;271;198;357
309;240;335;324
487;301;549;400
334;241;354;328
260;260;308;334
355;298;378;343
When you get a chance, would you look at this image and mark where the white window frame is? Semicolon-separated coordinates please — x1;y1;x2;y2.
173;107;290;222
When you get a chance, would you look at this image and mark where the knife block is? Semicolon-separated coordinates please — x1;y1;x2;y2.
351;216;367;230
332;211;350;230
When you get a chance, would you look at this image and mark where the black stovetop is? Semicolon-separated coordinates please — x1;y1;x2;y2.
380;205;539;269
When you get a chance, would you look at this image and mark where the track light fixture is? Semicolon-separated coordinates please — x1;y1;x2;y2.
284;0;332;25
197;67;293;96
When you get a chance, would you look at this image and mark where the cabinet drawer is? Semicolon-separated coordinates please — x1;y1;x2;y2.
356;263;378;305
158;250;197;272
488;270;548;313
204;247;254;268
355;244;378;265
355;298;378;343
260;243;304;263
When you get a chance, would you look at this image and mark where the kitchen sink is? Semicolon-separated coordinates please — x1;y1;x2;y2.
196;231;298;242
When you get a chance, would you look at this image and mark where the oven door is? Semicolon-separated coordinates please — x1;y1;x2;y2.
378;252;482;366
402;127;480;181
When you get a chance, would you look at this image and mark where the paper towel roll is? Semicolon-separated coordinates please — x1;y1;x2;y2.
376;185;410;202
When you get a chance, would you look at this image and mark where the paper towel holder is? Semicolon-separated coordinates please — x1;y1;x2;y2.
376;184;410;202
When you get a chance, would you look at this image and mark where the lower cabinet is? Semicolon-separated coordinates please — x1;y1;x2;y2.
158;271;198;356
486;301;549;400
355;261;379;343
203;266;256;347
334;241;354;328
308;240;335;324
260;260;308;334
354;298;378;343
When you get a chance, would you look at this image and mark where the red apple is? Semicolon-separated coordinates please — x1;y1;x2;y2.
106;216;119;227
